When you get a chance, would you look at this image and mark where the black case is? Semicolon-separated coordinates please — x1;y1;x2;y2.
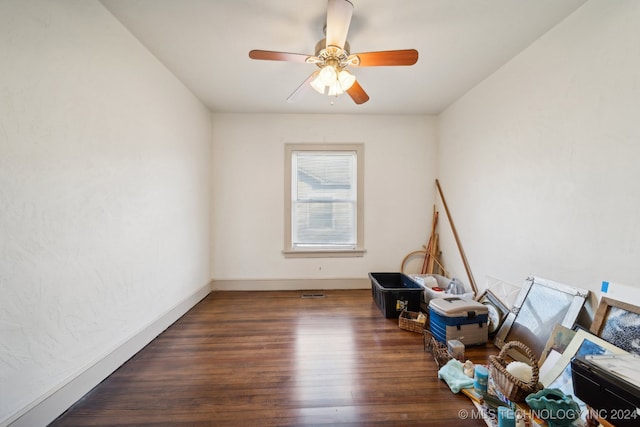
368;273;422;318
571;355;640;427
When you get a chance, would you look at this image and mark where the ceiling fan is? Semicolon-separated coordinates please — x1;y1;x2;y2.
248;0;418;105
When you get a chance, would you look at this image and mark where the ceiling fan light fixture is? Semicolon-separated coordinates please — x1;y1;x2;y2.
310;73;327;94
338;69;355;90
327;82;343;97
311;65;355;97
318;64;338;86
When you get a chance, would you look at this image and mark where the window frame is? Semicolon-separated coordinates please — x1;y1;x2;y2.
284;143;365;258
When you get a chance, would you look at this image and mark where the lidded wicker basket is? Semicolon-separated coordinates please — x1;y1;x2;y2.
488;341;543;402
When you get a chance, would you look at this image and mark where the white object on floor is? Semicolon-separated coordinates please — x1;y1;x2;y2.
506;361;533;382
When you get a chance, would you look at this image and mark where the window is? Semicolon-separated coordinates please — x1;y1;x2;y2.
284;144;365;257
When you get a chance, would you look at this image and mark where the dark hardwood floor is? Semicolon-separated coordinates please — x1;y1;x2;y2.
51;289;496;426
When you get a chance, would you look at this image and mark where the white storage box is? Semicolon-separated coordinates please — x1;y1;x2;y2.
429;297;488;346
410;274;474;305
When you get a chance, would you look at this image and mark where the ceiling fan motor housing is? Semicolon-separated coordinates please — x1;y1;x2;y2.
312;39;358;69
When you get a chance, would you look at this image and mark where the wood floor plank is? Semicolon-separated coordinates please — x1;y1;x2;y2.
50;289;495;426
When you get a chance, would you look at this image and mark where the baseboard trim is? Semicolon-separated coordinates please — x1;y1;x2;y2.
6;282;212;427
212;278;370;291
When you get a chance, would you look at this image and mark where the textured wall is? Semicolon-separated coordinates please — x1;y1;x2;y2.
436;0;640;296
211;113;437;282
0;1;211;423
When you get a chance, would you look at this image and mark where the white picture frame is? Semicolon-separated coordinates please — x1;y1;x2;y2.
540;328;627;387
493;276;589;360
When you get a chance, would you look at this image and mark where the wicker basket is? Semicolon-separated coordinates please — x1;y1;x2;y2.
432;337;452;368
398;310;426;333
488;341;542;403
423;329;434;353
423;329;452;367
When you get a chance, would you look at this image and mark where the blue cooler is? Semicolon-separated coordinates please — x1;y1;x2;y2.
429;297;488;346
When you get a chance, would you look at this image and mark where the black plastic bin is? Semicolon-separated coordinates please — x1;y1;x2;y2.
369;272;423;318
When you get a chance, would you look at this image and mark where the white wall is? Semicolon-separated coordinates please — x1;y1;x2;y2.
0;1;211;424
211;114;436;285
436;0;640;300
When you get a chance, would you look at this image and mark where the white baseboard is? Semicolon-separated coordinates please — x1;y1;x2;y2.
7;278;368;426
212;277;370;291
6;282;212;427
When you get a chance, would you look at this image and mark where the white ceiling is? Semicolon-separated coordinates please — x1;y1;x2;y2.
100;0;586;115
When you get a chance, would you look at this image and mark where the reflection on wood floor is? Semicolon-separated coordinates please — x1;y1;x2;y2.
51;289;495;426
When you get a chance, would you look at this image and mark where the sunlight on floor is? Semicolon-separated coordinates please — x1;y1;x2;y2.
294;314;361;422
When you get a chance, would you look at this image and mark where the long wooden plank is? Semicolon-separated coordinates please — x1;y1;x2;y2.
421;206;438;274
435;179;478;295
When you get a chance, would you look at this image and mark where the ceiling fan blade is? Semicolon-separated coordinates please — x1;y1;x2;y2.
354;49;419;67
287;71;320;103
346;80;369;105
249;50;311;63
325;0;353;49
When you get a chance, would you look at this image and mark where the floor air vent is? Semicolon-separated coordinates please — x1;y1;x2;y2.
301;293;326;299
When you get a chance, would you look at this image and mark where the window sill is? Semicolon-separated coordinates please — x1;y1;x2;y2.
282;248;366;258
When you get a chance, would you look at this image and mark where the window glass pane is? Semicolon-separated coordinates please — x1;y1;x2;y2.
293;201;355;246
295;153;355;200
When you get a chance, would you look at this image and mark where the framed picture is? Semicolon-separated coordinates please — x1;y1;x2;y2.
476;289;509;337
537;324;576;366
590;297;640;355
493;276;589;361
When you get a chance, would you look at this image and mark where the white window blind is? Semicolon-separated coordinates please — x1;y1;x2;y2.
291;150;357;250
